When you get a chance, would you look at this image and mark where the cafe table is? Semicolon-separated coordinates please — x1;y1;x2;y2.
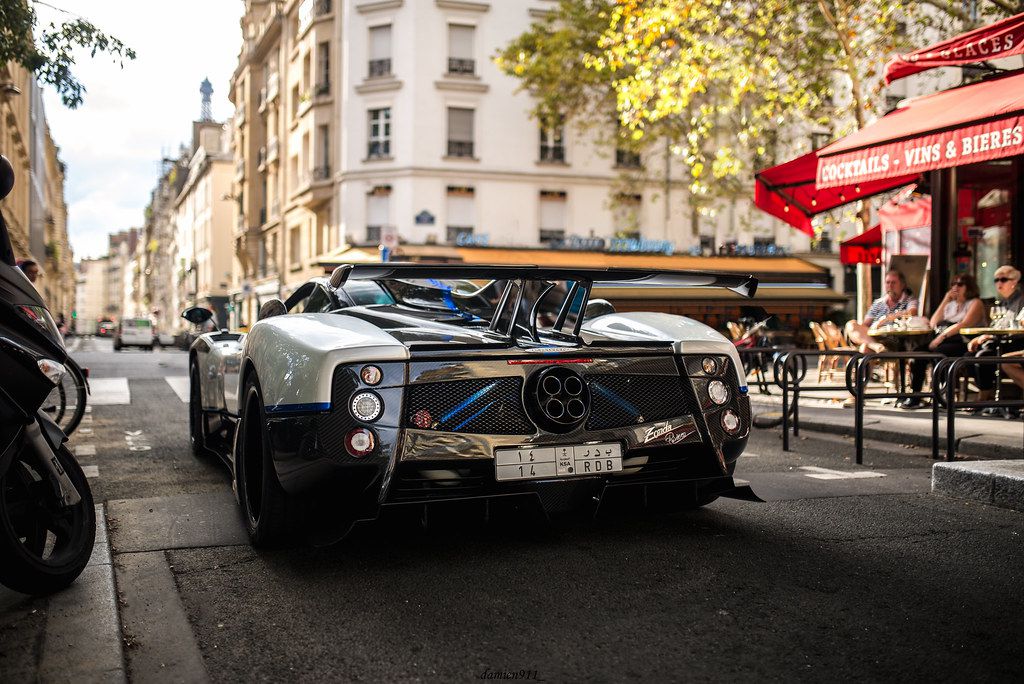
960;327;1024;409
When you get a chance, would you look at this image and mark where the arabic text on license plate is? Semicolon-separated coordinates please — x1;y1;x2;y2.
494;442;622;482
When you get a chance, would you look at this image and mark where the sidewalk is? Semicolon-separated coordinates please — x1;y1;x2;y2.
748;392;1024;459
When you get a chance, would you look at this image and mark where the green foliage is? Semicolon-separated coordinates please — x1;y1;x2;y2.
496;0;1018;205
0;0;135;109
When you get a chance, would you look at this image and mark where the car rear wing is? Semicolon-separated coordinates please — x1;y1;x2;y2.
329;263;758;299
329;262;758;344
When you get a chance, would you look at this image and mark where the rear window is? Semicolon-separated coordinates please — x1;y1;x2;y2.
124;319;152;328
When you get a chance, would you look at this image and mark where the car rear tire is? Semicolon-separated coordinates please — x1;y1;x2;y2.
236;376;292;547
188;363;207;458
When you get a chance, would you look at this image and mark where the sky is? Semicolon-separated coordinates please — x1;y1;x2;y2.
35;0;243;259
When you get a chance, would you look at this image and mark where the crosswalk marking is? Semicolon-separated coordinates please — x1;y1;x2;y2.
799;465;886;480
164;376;189;403
81;465;99;478
76;444;96;457
89;377;130;405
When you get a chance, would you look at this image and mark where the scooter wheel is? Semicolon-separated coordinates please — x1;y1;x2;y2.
0;439;96;595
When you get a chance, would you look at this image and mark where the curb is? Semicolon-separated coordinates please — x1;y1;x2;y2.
39;503;126;682
933;461;1024;512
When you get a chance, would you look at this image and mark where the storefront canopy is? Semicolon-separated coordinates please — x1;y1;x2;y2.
754;151;917;235
839;225;882;265
816;70;1024;189
884;11;1024;84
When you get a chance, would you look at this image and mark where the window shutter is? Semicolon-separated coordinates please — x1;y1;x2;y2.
367;194;389;226
539;195;566;230
369;25;391;60
448;108;474;142
449;25;474;59
447;194;475;228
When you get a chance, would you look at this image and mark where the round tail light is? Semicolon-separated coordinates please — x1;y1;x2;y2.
345;428;376;457
722;409;740;434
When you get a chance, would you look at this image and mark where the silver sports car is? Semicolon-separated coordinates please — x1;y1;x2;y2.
185;264;758;546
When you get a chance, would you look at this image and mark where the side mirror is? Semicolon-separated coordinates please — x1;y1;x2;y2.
181;306;214;325
0;155;14;201
257;299;286;321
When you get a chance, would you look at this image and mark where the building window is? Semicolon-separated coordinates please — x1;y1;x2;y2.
613;193;642;236
289;227;301;269
539;126;565;163
447;24;475;75
447;108;474;158
614;147;641;169
366;186;390;244
539;191;567;243
315;125;330;180
316;42;330;95
368;25;392;78
446;186;475;242
368;108;391;159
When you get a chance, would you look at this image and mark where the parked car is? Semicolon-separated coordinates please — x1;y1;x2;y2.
185;264;758;547
96;319;116;337
114;317;154;351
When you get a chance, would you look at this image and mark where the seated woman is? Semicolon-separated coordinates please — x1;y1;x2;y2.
899;274;985;409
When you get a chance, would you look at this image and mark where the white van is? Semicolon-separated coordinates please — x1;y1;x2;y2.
114;318;154;351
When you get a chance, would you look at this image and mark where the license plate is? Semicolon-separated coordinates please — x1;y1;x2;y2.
494;442;623;482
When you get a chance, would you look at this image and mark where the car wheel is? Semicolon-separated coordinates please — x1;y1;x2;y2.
236;375;292;547
113;340;121;352
188;363;207;458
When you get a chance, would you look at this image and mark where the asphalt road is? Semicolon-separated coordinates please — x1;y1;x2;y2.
2;336;1023;681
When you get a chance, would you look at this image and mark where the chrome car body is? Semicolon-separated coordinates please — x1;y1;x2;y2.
188;264;759;543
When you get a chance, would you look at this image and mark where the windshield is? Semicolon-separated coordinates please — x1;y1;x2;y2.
375;278;585;331
378;279;504;320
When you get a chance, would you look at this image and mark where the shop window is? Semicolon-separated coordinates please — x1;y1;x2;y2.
957;160;1017;300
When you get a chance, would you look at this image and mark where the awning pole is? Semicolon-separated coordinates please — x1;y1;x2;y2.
856;206;873;320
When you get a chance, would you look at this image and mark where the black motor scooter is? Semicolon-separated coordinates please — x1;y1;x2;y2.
0;154;95;595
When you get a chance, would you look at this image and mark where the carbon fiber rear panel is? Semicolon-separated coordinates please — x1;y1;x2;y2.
585;374;699;430
404;377;535;435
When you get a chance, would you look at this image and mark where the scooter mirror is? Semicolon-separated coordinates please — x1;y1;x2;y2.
181;306;214;325
0;155;14;201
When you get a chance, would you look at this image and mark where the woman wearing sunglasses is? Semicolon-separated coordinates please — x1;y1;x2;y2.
900;274;986;409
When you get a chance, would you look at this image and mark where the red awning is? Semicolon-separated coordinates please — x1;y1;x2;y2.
816;71;1024;189
754;151;917;236
885;12;1024;84
839;225;882;265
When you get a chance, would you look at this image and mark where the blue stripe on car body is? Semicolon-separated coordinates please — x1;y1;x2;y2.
440;381;497;423
265;402;332;415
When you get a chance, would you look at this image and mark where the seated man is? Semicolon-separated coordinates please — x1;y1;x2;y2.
967;265;1024;404
845;269;919;353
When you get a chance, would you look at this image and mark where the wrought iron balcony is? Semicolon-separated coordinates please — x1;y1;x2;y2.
367;141;390;159
259;206;267;226
539;145;565;163
368;59;392;78
447;140;474;158
312;165;331;181
447;58;475;75
315;81;330;97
